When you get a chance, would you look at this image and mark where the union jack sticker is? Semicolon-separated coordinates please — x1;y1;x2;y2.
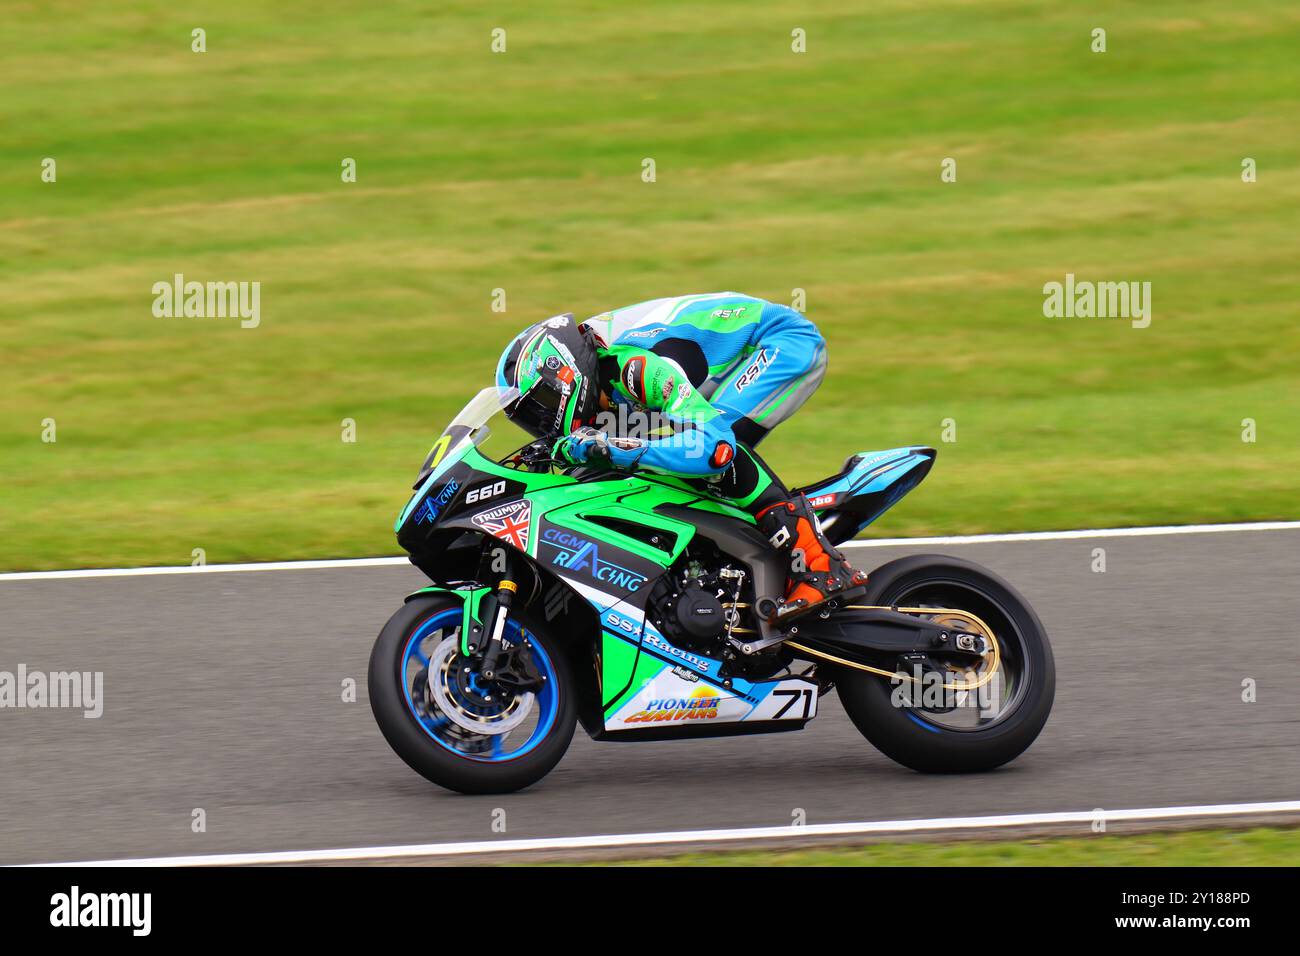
471;500;532;551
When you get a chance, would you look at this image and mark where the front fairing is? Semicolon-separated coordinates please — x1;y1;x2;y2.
396;445;556;558
396;442;750;605
394;385;524;533
393;433;789;742
393;386;754;616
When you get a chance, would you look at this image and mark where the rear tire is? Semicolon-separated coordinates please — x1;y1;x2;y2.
368;595;577;794
835;554;1054;773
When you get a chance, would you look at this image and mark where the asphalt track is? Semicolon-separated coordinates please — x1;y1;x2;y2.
1;527;1297;865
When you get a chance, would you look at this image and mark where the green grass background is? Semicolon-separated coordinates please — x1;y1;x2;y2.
2;1;1297;570
598;826;1300;867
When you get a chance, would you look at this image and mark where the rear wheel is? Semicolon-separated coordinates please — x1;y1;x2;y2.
368;596;576;793
835;554;1054;773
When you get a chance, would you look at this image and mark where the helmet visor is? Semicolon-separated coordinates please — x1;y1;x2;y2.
507;379;565;438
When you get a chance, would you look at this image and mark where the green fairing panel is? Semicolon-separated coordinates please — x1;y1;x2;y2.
406;442;754;543
599;631;642;711
600;630;672;715
406;449;757;698
407;584;491;655
519;477;748;712
536;488;693;565
513;462;755;554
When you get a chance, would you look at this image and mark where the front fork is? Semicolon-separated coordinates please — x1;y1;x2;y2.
476;578;518;681
409;548;542;691
460;546;520;682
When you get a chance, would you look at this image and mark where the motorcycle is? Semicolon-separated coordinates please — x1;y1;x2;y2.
368;386;1055;793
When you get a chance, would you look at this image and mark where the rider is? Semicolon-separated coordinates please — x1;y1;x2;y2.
495;292;868;624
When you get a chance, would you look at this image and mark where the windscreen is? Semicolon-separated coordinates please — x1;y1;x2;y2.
417;385;524;482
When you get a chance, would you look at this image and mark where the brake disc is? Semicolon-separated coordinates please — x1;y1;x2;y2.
424;635;535;736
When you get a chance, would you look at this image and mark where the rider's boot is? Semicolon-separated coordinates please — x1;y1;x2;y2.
757;494;869;626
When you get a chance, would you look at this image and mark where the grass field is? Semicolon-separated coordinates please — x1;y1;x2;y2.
2;1;1297;570
603;826;1300;866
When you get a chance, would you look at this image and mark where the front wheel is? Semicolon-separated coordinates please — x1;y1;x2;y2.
368;596;576;794
835;554;1055;773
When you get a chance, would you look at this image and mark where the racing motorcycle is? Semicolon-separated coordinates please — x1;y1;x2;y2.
368;386;1055;793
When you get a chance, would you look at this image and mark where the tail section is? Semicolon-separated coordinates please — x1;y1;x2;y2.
794;446;936;545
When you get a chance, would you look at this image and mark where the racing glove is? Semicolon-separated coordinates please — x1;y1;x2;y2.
553;427;646;469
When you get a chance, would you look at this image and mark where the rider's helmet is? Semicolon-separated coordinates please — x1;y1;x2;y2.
495;314;602;439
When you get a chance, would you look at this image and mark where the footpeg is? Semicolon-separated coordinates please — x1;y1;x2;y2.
768;583;868;628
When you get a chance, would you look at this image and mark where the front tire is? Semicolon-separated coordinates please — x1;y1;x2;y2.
835;554;1055;773
368;596;577;794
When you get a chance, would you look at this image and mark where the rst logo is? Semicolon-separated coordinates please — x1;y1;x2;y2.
735;347;777;392
622;357;646;402
465;480;507;505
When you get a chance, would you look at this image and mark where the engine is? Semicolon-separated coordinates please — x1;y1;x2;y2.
647;552;751;655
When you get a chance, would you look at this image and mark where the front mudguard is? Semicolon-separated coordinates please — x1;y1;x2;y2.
405;584;492;655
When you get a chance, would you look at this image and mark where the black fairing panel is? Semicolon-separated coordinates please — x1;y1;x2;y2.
654;504;786;641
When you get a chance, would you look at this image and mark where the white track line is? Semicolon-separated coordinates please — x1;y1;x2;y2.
841;520;1300;548
24;799;1300;867
0;556;410;582
2;521;1296;582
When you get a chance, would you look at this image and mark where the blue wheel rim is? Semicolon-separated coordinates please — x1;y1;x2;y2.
400;609;558;762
